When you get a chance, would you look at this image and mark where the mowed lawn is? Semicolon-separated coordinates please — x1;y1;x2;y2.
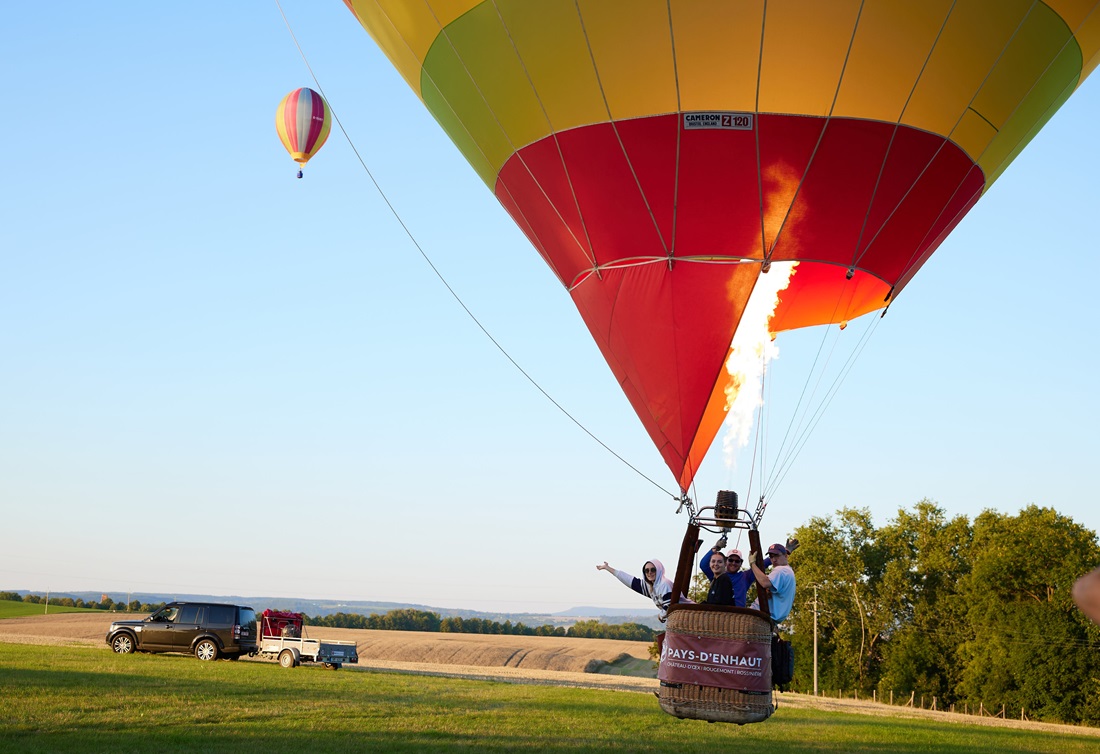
1;644;1096;753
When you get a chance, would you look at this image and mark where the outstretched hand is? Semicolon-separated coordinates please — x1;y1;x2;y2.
786;537;800;553
596;561;613;572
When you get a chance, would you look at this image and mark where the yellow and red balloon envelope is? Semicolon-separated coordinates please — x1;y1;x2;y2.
344;0;1100;491
275;87;332;169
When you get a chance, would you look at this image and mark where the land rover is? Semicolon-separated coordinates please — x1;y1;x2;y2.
106;601;258;661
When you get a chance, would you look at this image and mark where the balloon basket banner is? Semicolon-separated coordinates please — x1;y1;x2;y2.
657;604;774;724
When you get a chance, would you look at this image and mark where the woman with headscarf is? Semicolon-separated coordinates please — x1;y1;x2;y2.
596;558;689;622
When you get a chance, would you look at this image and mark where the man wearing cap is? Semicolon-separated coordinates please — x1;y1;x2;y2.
701;537;799;608
749;543;796;623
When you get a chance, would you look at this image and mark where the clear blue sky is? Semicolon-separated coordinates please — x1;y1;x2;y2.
3;3;1097;614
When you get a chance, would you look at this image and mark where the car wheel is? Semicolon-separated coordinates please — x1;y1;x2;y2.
278;650;296;668
111;634;135;654
195;639;219;661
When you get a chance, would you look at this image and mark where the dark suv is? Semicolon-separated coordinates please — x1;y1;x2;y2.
106;602;258;661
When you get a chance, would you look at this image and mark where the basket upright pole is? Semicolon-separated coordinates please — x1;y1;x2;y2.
670;522;700;608
748;528;771;618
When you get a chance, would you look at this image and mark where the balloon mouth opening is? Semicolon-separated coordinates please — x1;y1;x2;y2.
291;153;310;164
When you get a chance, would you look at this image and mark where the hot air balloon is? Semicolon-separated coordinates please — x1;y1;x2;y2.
275;87;332;178
342;0;1100;723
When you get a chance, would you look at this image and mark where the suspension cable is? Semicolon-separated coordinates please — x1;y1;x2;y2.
274;0;673;498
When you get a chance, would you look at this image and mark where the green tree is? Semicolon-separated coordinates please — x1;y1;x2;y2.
956;506;1100;723
875;500;972;704
788;507;891;694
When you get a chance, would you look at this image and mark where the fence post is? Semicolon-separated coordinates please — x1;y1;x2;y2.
873;689;876;703
979;702;985;717
907;691;915;707
889;689;893;705
932;697;937;711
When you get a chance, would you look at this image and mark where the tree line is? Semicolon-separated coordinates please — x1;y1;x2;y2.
783;501;1100;725
306;609;655;641
0;592;164;613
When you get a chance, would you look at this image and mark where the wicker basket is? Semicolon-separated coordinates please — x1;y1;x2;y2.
658;604;774;725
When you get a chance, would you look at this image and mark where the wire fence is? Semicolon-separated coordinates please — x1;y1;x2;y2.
816;688;1030;721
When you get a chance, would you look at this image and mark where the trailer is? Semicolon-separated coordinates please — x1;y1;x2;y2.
258;610;358;669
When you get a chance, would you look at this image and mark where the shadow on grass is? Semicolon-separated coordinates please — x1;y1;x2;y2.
591;652;657;678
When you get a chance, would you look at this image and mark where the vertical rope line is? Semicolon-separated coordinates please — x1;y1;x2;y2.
754;4;868;496
848;1;957;276
886;1;1100;284
572;0;672;258
760;1;867;265
348;1;579;282
667;0;683;262
766;313;882;498
752;0;769;262
972;3;1099;169
420;0;600;275
489;0;600;278
850;1;1042;275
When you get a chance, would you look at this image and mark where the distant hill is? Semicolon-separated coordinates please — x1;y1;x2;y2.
2;590;663;629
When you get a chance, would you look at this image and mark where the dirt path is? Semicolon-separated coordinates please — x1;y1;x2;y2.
3;612;1097;738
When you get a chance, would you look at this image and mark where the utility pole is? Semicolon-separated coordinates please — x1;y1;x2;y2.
813;584;819;697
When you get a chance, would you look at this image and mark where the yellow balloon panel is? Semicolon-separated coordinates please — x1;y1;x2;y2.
832;0;955;123
907;2;1029;140
670;0;764;112
575;0;679;120
495;2;607;132
349;0;1099;189
346;0;440;98
756;0;863;117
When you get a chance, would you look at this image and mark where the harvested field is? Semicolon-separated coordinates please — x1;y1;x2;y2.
0;612;652;673
306;624;651;673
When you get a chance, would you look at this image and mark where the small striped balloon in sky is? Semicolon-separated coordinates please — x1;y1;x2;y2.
275;87;332;178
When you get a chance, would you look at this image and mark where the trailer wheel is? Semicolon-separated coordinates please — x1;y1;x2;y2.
323;662;342;670
278;649;298;668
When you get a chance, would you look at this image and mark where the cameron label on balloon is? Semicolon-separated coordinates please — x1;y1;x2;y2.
658;632;770;691
682;112;754;130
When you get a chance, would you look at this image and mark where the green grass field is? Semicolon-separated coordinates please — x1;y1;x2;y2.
0;600;103;618
1;644;1096;753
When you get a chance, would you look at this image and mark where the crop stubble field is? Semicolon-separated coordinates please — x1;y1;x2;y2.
3;612;1099;752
